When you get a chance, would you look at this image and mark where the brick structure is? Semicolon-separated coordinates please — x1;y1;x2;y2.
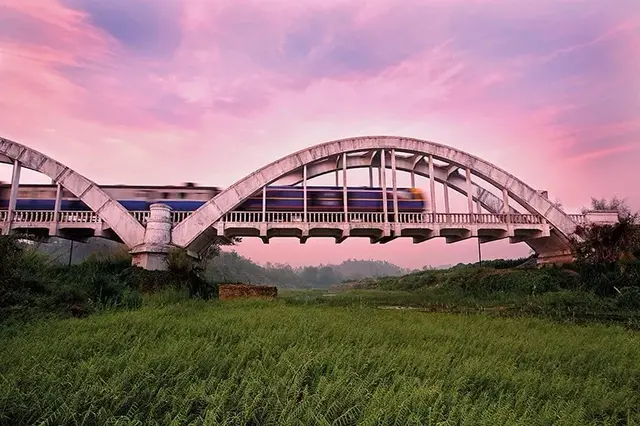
218;284;278;300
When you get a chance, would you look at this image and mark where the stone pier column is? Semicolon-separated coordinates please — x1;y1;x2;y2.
130;203;174;271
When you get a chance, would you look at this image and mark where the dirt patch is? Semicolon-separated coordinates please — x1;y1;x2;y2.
219;284;278;300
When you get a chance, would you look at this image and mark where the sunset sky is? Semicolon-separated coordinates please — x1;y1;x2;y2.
1;0;639;269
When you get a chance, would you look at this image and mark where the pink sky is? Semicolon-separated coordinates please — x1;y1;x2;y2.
1;0;639;269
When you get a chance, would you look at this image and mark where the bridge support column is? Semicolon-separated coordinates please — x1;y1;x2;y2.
130;203;174;271
2;160;21;235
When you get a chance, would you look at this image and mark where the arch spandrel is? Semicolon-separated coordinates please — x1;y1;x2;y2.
273;154;520;215
172;136;577;250
273;152;573;256
0;137;145;247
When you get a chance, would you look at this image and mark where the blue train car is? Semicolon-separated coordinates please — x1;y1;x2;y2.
0;184;428;213
237;186;427;212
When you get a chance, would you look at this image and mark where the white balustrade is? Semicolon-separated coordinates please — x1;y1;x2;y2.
220;211;548;225
130;211;149;223
129;211;191;224
59;211;100;223
0;208;585;227
568;214;586;225
345;212;384;223
172;211;193;223
13;210;55;222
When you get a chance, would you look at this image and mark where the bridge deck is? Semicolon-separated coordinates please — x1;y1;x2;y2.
0;209;560;224
0;209;574;244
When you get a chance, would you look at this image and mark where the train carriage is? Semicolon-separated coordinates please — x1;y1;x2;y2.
0;183;429;214
236;186;427;212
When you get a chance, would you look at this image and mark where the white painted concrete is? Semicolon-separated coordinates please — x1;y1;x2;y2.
0;136;145;247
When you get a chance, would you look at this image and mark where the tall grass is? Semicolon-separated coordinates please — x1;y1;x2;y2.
1;300;639;425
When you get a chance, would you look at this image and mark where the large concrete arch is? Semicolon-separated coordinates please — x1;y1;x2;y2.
272;152;520;215
0;137;145;247
172;136;577;254
272;151;573;260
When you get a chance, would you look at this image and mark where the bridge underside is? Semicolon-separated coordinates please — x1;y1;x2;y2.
0;220;123;243
208;221;550;245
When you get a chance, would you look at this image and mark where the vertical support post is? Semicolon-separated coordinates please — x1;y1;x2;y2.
380;149;388;221
342;153;348;222
428;155;436;214
465;168;474;221
410;171;415;188
443;181;451;220
369;166;374;187
262;186;266;222
502;187;511;223
335;169;339;187
303;165;308;222
378;165;382;187
476;199;482;223
391;149;399;223
6;161;22;230
53;183;62;234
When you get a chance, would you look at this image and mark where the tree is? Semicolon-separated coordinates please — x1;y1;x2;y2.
572;215;638;263
572;196;639;264
582;196;633;220
200;237;242;260
167;237;242;298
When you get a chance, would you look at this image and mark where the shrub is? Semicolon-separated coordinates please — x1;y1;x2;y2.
0;236;219;323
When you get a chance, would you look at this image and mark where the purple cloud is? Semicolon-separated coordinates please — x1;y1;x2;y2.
60;0;183;58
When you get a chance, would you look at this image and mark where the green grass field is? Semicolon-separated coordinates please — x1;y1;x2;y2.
2;298;639;425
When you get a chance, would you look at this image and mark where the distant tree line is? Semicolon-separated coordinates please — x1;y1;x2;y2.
206;254;411;288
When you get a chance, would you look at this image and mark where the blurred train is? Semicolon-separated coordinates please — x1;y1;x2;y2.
0;182;428;213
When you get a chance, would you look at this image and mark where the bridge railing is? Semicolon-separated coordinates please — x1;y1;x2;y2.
0;210;191;225
567;214;586;225
0;209;570;226
221;211;545;225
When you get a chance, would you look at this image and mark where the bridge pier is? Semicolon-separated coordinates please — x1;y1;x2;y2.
130;203;174;271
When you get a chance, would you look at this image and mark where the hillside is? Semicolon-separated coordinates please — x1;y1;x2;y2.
207;251;412;288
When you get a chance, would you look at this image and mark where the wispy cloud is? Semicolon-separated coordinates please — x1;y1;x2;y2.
0;0;638;267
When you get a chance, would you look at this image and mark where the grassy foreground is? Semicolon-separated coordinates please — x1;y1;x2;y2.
1;299;639;425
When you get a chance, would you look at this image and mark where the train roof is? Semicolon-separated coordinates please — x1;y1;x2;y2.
0;183;221;190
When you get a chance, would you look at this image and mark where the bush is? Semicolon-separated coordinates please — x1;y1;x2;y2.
572;260;640;296
0;236;219;323
616;287;640;310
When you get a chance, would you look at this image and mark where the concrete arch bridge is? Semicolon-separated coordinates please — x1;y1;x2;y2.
0;136;617;270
